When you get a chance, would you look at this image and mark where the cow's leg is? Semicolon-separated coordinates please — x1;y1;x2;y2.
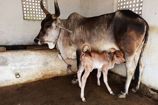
72;49;81;84
133;43;145;92
76;49;81;70
77;65;84;88
133;57;145;92
97;69;102;86
119;53;140;98
80;69;91;102
102;69;114;95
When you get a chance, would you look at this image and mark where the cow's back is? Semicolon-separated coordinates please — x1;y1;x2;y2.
59;10;148;59
113;10;148;55
71;10;148;55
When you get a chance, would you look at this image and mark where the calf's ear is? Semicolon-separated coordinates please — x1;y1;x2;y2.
109;48;116;53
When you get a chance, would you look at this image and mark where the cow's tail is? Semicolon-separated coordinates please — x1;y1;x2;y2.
140;20;149;56
134;20;149;87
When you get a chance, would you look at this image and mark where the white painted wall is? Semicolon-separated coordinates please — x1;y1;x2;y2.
0;0;40;45
80;0;114;16
140;0;158;90
48;0;81;19
0;0;81;45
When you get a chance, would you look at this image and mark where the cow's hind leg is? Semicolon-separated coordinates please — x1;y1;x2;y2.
119;55;138;98
132;57;144;92
136;58;144;90
132;42;145;93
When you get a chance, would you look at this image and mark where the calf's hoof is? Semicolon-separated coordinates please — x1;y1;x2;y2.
97;82;101;86
71;78;78;84
110;92;115;95
81;97;86;102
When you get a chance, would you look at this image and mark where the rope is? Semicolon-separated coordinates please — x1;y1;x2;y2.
55;28;75;73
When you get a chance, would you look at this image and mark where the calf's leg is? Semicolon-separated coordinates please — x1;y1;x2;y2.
77;65;84;88
97;69;102;86
102;68;114;95
80;69;91;102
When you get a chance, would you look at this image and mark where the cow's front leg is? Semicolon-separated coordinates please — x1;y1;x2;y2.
71;49;81;84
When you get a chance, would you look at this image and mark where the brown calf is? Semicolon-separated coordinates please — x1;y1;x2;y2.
77;45;125;102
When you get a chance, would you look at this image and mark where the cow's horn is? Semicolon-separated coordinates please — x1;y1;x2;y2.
40;0;50;15
54;0;60;17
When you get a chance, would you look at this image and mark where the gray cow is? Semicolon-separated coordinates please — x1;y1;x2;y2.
34;0;149;98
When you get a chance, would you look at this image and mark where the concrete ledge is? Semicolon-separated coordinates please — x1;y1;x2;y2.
0;50;76;87
0;47;6;52
0;48;158;93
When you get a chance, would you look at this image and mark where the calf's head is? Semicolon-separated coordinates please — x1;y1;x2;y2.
113;50;125;64
34;0;61;49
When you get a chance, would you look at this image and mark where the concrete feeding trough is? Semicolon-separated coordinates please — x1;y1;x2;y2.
0;47;77;87
0;32;158;94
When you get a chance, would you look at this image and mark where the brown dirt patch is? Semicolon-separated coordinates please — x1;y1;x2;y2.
0;72;157;105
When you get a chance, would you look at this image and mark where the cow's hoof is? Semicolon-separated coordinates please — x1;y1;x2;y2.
118;92;127;98
131;88;137;93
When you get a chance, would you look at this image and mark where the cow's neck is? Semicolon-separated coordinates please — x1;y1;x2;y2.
56;19;77;60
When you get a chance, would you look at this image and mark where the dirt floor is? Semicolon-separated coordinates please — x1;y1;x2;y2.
0;72;157;105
